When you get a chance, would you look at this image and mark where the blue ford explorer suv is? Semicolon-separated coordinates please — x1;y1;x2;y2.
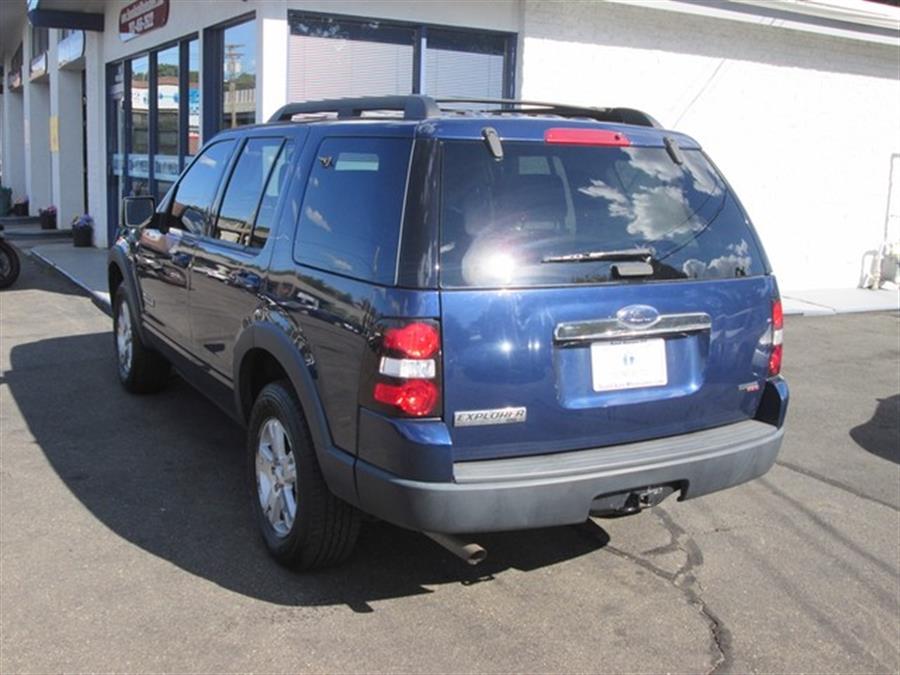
109;96;788;569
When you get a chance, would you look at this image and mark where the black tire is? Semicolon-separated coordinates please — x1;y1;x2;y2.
0;240;21;289
248;380;360;569
112;285;170;393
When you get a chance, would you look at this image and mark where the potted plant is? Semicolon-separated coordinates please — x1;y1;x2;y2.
0;185;11;216
72;214;94;248
39;205;57;230
11;195;29;217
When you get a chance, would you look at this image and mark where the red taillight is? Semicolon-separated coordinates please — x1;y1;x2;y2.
769;299;783;377
772;300;783;331
383;322;440;359
544;128;631;146
373;380;439;417
369;320;442;417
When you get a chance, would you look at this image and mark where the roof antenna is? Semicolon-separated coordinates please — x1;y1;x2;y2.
482;127;504;161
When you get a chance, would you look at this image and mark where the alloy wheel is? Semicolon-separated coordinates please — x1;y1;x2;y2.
116;302;133;378
256;418;298;537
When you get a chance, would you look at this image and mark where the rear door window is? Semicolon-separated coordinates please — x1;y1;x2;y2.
439;141;767;288
252;140;296;248
294;137;412;285
214;137;285;247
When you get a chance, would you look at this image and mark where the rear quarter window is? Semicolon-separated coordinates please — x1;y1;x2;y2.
294;137;412;285
439;140;768;288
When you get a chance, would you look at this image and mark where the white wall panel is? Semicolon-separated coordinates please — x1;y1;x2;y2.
521;0;900;290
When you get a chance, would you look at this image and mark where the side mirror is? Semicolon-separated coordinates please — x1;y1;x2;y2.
122;195;157;230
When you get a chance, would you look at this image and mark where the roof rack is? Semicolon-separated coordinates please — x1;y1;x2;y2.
435;98;661;128
267;95;660;128
268;95;441;123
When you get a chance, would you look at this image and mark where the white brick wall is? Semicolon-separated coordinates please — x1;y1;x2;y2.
521;0;900;290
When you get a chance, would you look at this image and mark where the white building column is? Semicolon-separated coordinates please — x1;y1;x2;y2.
49;30;86;229
23;29;53;215
84;30;106;247
1;53;27;204
256;2;288;124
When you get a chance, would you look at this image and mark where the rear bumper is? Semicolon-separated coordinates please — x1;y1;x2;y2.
355;419;784;533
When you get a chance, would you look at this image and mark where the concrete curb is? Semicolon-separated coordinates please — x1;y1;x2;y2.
28;248;113;316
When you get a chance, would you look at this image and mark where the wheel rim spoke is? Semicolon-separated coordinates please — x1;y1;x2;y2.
271;425;286;461
266;485;283;526
258;423;276;463
257;472;273;505
281;487;297;529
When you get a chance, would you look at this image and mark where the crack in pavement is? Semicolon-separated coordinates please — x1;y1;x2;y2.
585;510;733;674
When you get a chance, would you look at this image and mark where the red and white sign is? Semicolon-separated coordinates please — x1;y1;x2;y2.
119;0;169;41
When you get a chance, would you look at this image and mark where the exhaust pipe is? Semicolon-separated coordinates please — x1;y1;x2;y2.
424;532;487;565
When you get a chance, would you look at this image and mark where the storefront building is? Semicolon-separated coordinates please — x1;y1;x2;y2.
1;0;898;291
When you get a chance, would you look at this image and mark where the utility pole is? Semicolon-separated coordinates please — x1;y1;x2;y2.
224;44;243;128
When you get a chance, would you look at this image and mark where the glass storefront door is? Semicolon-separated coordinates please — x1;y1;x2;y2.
128;55;150;197
107;62;125;243
154;45;180;199
107;35;200;243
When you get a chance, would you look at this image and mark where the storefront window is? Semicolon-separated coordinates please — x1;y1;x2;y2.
188;39;200;156
155;46;180;198
129;56;150;196
221;19;256;130
287;16;414;102
287;12;514;102
107;35;199;244
108;62;125;236
31;26;49;58
425;29;506;99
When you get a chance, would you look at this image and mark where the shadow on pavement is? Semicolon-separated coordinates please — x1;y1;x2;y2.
850;394;900;465
6;330;609;611
1;250;87;299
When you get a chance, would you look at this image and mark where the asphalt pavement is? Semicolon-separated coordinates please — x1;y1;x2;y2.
1;254;898;674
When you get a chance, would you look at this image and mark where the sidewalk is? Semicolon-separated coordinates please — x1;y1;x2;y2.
27;242;110;308
20;241;900;317
1;216;72;240
782;287;900;316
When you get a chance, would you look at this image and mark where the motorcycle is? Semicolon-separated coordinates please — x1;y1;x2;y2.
0;225;21;289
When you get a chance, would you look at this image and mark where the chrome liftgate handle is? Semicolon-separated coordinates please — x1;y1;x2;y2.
553;312;712;344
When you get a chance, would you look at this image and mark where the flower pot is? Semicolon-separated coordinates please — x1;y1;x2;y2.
12;201;28;217
39;211;56;230
73;226;93;248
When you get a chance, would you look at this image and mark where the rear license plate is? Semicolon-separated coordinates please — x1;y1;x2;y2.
591;339;668;392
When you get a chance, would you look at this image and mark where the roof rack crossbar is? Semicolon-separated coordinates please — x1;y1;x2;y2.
434;97;661;128
268;95;441;122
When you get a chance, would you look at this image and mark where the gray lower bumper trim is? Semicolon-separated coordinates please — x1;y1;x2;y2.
454;419;776;483
355;420;784;534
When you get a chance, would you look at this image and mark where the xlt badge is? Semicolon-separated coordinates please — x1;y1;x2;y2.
454;407;527;427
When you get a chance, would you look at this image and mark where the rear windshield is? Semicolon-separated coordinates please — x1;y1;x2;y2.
439;140;767;288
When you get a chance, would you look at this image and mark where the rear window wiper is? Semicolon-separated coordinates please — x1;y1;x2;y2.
541;247;653;264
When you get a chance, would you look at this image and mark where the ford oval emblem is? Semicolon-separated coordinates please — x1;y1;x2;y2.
616;304;661;329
